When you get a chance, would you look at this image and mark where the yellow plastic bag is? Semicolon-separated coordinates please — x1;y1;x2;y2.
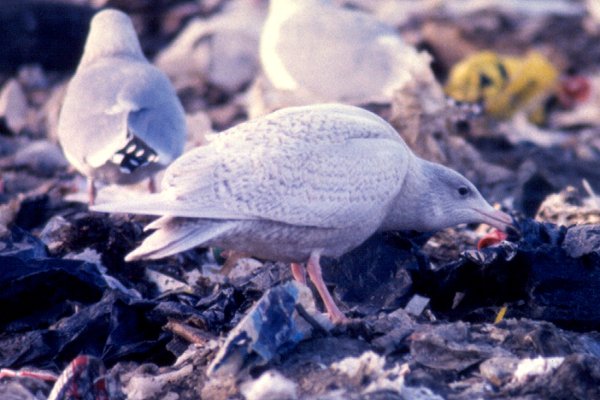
445;51;558;124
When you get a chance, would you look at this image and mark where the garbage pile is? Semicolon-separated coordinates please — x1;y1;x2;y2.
1;0;600;399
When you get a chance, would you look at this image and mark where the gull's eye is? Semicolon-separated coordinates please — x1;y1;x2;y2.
458;186;470;196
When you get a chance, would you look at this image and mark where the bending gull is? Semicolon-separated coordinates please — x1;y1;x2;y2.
57;9;186;204
260;0;431;103
93;104;513;323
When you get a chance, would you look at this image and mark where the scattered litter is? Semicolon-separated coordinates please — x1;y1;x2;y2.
445;51;558;123
240;370;298;400
477;229;508;250
404;294;430;316
332;351;443;398
0;366;57;382
494;305;508;324
412;218;600;330
479;356;520;387
512;356;565;383
536;186;600;226
146;268;193;294
123;364;194;400
207;281;325;377
410;323;503;372
47;355;112;400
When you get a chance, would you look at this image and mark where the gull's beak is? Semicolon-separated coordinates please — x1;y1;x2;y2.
474;207;515;233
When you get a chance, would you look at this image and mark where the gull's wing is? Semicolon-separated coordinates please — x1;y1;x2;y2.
59;58;186;169
121;65;187;165
94;105;411;229
218;103;407;144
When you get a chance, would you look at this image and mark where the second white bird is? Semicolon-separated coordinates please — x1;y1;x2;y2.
58;9;187;204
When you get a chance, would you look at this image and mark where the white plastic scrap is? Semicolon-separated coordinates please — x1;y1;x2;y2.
404;294;430;316
331;351;444;399
228;257;264;280
512;356;565;383
241;370;298;400
123;364;194;400
145;268;193;294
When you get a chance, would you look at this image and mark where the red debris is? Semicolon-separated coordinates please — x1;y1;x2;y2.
0;368;58;382
47;355;109;400
557;75;591;108
477;229;509;250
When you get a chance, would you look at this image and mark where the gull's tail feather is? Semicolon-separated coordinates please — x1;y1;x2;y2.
91;195;172;217
125;217;236;261
91;194;252;221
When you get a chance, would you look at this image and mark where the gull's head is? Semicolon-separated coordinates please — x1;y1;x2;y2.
418;162;514;233
79;9;145;68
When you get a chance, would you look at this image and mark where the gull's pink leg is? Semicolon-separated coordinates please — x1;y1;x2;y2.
291;262;307;284
87;178;97;205
306;250;348;324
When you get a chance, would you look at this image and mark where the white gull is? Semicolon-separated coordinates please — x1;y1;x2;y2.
92;103;513;323
58;9;186;204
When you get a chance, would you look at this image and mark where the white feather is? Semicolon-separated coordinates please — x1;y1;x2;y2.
125;218;237;261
